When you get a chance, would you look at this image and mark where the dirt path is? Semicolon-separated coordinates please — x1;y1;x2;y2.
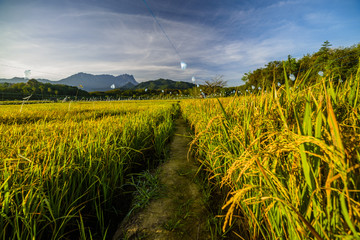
113;118;210;240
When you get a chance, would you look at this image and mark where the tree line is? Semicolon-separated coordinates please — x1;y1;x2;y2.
0;79;196;101
0;79;89;100
241;41;360;91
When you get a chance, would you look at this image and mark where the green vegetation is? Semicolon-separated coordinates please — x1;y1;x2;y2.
241;41;360;92
0;79;89;100
0;78;196;101
0;100;178;239
133;78;195;90
90;79;196;100
127;170;163;217
90;88;187;100
162;200;193;232
181;63;360;239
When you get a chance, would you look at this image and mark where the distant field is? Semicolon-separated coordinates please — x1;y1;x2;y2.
181;69;360;239
0;100;178;239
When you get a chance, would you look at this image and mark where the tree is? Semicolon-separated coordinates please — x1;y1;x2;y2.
203;75;227;95
39;85;45;99
319;40;332;53
285;55;298;74
314;41;332;75
27;79;40;87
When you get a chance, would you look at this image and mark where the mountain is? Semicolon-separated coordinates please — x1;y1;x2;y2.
0;73;138;92
133;78;195;90
56;73;138;92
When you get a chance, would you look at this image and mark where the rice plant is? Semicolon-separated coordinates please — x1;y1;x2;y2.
0;100;178;239
181;64;360;239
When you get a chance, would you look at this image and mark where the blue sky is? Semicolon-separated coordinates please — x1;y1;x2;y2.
0;0;359;86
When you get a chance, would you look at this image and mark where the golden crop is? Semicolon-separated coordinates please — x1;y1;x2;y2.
0;100;178;239
181;70;360;239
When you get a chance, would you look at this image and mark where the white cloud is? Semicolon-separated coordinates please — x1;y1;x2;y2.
0;5;228;82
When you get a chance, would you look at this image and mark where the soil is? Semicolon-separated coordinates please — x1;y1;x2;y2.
112;118;210;240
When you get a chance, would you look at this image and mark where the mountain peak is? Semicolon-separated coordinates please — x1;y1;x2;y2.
58;73;138;91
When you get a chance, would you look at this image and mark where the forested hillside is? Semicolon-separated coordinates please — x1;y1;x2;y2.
241;41;360;90
132;78;195;90
0;79;89;100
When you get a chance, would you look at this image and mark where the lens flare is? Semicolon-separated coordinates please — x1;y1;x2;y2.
289;74;295;81
24;70;31;80
181;61;187;70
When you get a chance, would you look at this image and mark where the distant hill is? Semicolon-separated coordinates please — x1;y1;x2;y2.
57;73;138;92
133;78;195;90
119;82;136;90
0;73;138;92
0;75;195;92
0;77;53;84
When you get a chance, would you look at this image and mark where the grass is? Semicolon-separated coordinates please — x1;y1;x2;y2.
162;199;193;232
0;100;178;239
126;169;163;217
181;63;360;239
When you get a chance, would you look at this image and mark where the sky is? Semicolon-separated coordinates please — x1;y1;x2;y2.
0;0;359;86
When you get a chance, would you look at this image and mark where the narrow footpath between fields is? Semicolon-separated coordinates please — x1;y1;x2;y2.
113;117;210;240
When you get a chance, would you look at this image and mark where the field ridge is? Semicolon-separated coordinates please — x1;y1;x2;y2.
113;117;210;240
